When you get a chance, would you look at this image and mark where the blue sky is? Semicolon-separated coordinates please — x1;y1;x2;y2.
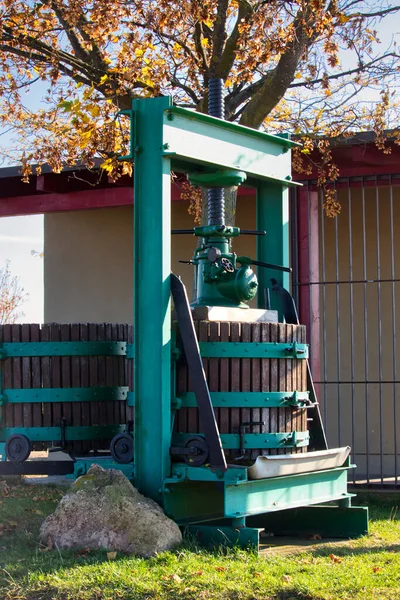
0;6;398;324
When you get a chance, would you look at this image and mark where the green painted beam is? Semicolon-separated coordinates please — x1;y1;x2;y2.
198;341;308;359
172;431;309;449
0;342;134;358
133;96;173;502
247;505;369;538
166;107;301;149
224;467;351;518
178;391;311;408
256;183;290;315
163;109;299;186
0;387;129;404
0;425;124;442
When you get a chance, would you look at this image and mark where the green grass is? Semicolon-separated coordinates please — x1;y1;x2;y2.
0;480;399;600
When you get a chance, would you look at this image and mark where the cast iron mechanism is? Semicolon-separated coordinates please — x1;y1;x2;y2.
170;436;209;467
110;433;134;464
171;273;227;472
5;434;31;463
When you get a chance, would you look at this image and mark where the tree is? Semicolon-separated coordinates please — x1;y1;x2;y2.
0;0;399;215
0;260;27;324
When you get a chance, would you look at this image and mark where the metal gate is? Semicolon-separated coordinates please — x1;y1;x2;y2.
292;175;400;486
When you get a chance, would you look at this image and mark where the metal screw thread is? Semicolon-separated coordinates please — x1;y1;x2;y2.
208;78;225;226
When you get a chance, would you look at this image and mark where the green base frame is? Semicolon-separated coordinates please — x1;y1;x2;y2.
186;505;369;551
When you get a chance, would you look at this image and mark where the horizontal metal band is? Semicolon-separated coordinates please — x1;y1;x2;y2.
172;431;309;450
0;387;129;404
177;391;311;408
0;425;125;443
198;342;308;359
0;342;135;359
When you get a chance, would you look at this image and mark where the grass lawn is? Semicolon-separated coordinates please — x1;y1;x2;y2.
0;479;399;600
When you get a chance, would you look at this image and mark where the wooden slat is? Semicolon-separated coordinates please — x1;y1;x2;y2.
260;322;270;456
12;325;23;427
230;322;241;459
79;323;91;453
41;324;52;430
21;324;32;429
219;322;230;436
126;324;134;427
209;321;220;427
3;325;13;428
186;320;199;434
251;322;261;460
88;323;100;451
198;320;209;434
269;323;278;455
71;323;83;455
241;322;251;455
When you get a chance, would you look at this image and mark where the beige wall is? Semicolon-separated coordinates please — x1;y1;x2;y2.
44;196;257;323
318;185;400;477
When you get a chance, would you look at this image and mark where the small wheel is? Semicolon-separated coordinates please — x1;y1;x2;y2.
5;434;31;463
110;433;134;464
183;436;209;467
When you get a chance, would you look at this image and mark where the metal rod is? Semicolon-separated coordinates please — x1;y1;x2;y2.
361;178;370;484
307;183;313;370
239;229;266;236
207;78;225;226
348;182;356;483
389;175;398;486
294;278;400;285
320;188;328;431
334;184;341;447
375;177;384;484
314;380;400;385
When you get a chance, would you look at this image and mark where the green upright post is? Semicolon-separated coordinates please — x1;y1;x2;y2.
256;183;289;318
133;97;173;502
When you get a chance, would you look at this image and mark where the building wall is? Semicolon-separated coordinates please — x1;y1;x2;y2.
318;184;400;478
44;196;257;323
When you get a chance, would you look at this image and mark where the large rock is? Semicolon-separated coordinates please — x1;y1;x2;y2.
40;465;182;557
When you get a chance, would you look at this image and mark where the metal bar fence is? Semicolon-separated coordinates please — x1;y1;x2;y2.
293;175;400;487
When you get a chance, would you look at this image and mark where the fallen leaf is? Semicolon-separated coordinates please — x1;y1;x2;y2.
329;554;343;564
282;575;292;583
107;551;117;560
309;534;322;540
170;574;182;583
253;571;262;578
215;566;227;572
8;521;17;528
192;570;203;576
373;567;383;573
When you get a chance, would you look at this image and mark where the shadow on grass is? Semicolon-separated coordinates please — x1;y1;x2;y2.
272;592;325;600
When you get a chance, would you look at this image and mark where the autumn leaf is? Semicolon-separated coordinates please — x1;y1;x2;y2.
373;567;383;573
329;554;343;564
107;551;117;560
215;566;227;572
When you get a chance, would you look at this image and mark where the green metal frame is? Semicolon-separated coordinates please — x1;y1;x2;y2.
0;341;134;358
177;390;311;408
198;341;308;359
256;183;290;316
0;425;124;442
172;431;309;450
133;96;173;502
0;387;128;404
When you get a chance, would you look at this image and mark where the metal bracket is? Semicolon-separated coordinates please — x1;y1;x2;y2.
170;274;227;472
